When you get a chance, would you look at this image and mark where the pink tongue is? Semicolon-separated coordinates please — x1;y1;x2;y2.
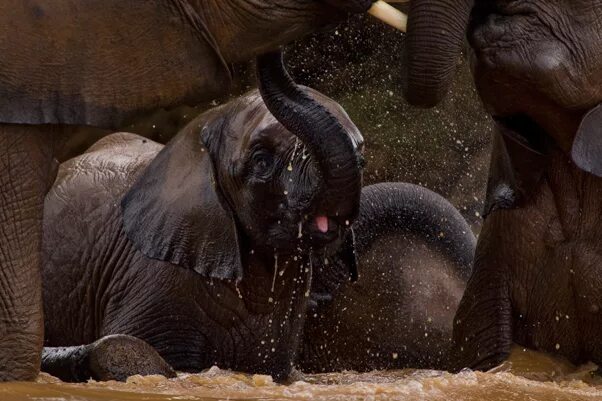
315;215;329;233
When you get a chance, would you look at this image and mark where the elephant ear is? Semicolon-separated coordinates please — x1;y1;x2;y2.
0;0;230;128
571;104;602;177
121;109;244;281
483;126;548;217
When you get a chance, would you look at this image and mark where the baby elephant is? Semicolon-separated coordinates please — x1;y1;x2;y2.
42;54;366;382
42;85;474;381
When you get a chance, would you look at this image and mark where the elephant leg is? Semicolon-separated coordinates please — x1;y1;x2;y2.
42;335;176;382
0;126;64;381
452;216;513;371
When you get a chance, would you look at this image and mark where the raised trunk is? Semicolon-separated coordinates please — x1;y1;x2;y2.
256;51;362;220
403;0;474;107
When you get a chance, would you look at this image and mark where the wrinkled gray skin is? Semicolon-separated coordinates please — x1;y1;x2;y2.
453;0;602;371
42;87;364;382
301;183;475;372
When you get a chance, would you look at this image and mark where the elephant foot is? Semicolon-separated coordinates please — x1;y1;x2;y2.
0;331;42;382
88;335;176;382
43;335;176;382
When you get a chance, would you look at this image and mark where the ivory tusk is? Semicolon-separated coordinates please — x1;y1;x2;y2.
368;1;408;33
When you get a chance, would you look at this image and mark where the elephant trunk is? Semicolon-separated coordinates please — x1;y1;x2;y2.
403;0;474;107
256;51;362;220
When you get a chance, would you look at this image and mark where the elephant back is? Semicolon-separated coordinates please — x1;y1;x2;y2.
44;133;163;257
50;133;163;212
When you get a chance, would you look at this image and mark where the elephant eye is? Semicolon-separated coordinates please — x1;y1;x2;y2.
251;150;275;176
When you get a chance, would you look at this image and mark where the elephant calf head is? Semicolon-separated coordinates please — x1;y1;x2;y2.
204;86;364;257
121;81;363;281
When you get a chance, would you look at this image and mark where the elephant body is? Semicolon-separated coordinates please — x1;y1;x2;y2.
455;145;602;370
301;183;475;372
453;0;602;371
0;0;391;380
0;0;375;129
0;125;67;380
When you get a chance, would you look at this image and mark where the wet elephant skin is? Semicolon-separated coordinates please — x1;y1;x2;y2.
1;0;480;381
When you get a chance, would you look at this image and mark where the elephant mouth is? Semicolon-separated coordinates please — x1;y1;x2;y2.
264;214;346;254
305;215;344;247
493;114;549;155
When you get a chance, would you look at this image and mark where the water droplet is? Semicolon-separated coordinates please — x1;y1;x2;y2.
270;254;279;293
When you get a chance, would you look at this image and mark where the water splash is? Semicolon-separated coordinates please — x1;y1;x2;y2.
288;139;300;172
270;253;279;293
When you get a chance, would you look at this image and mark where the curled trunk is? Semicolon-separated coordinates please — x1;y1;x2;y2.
256;51;362;219
404;0;474;107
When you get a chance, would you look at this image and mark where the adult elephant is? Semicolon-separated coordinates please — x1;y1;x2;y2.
453;1;602;371
300;183;475;372
0;0;466;381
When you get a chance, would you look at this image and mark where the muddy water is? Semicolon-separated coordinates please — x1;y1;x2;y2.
2;348;602;401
